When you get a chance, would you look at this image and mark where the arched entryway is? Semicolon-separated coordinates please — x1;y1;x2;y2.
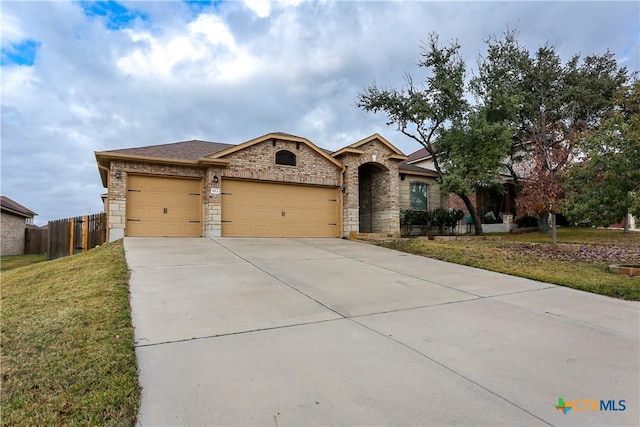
358;162;390;233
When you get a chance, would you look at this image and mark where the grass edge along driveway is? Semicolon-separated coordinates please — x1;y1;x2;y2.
1;240;140;426
381;228;639;301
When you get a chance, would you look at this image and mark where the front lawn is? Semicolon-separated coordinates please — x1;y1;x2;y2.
1;254;47;272
382;228;639;300
1;240;140;425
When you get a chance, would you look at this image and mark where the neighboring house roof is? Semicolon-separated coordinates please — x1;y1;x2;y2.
406;147;431;163
0;196;37;218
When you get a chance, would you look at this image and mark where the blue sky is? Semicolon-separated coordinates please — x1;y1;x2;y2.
78;1;150;30
1;0;638;224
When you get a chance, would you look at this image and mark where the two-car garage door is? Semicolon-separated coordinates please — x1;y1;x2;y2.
221;179;340;237
125;176;340;238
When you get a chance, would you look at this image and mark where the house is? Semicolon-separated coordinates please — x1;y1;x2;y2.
95;132;444;240
405;147;519;232
1;196;38;256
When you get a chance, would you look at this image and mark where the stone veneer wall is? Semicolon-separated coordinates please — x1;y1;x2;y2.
1;212;26;256
338;139;401;237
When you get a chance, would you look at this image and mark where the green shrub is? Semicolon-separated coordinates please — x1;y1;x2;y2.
400;208;464;234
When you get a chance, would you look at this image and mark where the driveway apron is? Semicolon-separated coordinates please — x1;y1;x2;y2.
125;237;639;426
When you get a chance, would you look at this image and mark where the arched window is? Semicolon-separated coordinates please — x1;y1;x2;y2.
275;150;296;166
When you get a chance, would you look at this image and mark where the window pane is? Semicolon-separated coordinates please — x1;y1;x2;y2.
410;183;428;210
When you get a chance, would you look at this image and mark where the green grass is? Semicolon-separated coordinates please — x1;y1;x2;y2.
1;240;140;425
383;228;639;300
1;254;47;272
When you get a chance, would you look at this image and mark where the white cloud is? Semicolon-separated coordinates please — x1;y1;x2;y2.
243;0;271;18
0;12;26;46
116;13;258;83
243;0;305;18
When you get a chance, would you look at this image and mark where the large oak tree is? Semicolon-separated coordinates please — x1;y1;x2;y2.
564;80;640;232
358;30;629;240
357;33;512;235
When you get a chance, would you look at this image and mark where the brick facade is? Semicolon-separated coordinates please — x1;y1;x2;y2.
336;138;403;237
448;193;472;215
1;212;26;256
100;133;436;240
220;139;341;187
204;138;342;238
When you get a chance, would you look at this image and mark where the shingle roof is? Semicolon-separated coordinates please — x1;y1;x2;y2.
406;147;431;163
104;140;234;160
0;196;37;217
398;162;438;177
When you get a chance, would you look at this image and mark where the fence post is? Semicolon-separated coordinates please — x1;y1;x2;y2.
69;217;75;256
83;215;89;252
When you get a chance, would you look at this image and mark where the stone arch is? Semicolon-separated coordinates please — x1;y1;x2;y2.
358;162;391;233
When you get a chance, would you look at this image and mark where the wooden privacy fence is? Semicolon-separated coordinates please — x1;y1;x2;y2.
47;213;106;260
25;226;48;255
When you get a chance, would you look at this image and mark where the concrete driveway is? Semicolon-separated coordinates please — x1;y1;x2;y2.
125;237;639;426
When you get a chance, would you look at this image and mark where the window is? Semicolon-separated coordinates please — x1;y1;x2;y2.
410;182;428;210
275;150;296;166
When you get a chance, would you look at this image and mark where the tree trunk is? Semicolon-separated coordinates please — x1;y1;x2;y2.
458;193;483;236
623;211;630;234
551;212;557;244
538;214;549;234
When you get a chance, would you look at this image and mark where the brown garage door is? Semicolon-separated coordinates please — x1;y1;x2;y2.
221;179;340;237
126;175;202;237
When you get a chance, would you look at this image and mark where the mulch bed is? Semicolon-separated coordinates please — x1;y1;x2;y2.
498;242;640;264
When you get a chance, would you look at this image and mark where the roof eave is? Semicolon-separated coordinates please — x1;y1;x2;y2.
1;207;35;218
95;151;231;187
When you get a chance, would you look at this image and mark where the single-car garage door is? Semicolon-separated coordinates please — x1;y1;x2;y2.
221;179;340;237
126;175;202;237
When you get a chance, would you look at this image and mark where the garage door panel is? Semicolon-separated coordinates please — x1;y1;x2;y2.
222;179;339;237
126;175;202;237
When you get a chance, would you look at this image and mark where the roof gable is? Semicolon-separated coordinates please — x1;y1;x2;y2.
209;133;343;168
1;196;37;217
332;133;407;160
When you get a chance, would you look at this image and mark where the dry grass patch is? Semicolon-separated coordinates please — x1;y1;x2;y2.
383;228;639;300
1;240;139;425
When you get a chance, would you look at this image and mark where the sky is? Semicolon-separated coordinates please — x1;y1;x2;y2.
1;0;638;225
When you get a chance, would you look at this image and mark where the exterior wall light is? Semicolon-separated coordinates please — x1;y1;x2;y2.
115;170;122;179
213;175;219;183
